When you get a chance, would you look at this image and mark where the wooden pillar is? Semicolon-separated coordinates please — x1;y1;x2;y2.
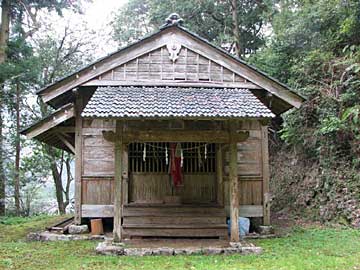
122;144;129;205
113;121;123;242
229;120;240;242
261;125;271;225
74;93;83;225
216;144;224;206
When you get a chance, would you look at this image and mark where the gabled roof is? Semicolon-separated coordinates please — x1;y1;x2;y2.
82;86;275;119
37;23;304;113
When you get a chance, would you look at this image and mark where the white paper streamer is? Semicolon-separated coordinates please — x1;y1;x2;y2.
143;143;146;161
204;143;208;159
181;149;184;167
165;145;168;164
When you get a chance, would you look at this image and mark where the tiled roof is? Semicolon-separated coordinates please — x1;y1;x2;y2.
81;86;275;119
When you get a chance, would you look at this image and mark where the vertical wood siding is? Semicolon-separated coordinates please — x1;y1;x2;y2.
98;46;246;83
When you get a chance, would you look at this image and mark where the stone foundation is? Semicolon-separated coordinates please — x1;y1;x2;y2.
27;231;104;242
95;241;262;256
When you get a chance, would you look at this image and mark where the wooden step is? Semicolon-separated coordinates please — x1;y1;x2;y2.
123;224;228;229
123;216;226;225
123;206;226;217
122;227;228;238
122;205;227;239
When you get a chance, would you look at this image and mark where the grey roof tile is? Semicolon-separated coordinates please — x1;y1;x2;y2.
81;86;275;119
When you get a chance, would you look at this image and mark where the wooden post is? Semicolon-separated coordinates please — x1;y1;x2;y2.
122;144;129;205
261;125;271;225
216;144;224;206
229;120;240;242
74;92;83;225
113;121;123;242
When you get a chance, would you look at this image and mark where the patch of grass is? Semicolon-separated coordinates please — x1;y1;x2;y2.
0;214;69;242
0;215;360;270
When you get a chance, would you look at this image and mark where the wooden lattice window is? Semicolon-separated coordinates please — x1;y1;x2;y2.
128;142;216;173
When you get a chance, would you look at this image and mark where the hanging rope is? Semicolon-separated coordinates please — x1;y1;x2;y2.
141;142;208;151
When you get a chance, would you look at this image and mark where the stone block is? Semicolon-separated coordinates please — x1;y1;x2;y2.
202;247;224;255
68;224;89;234
258;226;274;235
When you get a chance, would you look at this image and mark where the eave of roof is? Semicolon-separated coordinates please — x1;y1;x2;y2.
20;103;74;137
82;86;275;119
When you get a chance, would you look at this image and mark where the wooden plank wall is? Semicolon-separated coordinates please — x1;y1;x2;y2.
81;119;115;205
99;46;246;83
224;120;264;216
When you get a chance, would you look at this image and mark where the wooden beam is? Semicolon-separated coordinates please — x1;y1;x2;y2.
55;126;75;133
82;204;264;218
24;104;74;139
113;121;123;242
229;120;240;242
216;144;224;206
74;96;83;224
56;133;75;154
240;205;263;217
82;79;262;89
103;130;249;143
82;204;114;217
261;125;271;225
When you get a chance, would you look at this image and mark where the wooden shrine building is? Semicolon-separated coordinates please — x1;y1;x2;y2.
22;14;303;242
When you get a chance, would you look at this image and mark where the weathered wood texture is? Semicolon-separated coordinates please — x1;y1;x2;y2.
229;120;240;242
216;144;224;206
81;204;263;218
129;174;216;204
74;96;83;224
222;120;264;218
41;26;302;112
82;119;115;177
80;119;266;222
113;121;123;242
97;46;247;84
82;178;114;204
122;205;227;239
261;125;271;225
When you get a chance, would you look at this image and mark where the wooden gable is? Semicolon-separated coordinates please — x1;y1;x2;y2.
89;46;250;84
38;25;303;113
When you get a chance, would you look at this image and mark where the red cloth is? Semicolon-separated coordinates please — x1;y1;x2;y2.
169;143;182;187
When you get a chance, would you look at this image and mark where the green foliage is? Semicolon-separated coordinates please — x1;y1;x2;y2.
111;0;273;56
253;0;360;225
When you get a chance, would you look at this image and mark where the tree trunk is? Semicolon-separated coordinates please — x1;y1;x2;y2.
40;100;67;214
231;0;241;58
48;147;66;214
0;0;11;216
63;154;73;210
14;83;21;215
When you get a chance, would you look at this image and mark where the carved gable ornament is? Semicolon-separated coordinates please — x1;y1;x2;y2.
166;37;182;62
163;14;184;63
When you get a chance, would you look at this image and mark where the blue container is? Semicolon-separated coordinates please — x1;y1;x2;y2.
227;217;250;236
